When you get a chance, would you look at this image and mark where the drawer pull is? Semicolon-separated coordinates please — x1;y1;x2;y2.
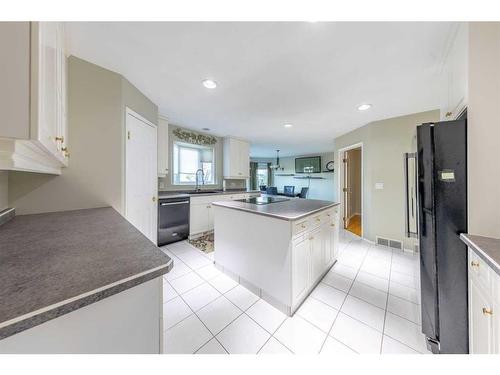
482;308;493;316
301;225;306;229
330;223;335;227
316;218;321;222
470;261;480;268
309;236;314;240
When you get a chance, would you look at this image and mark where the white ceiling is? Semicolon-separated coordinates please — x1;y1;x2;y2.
67;22;454;157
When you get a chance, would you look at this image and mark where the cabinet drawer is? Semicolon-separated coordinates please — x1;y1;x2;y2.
293;219;309;236
469;248;492;293
310;214;323;228
322;209;335;223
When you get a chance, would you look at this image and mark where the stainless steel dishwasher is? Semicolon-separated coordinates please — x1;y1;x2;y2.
158;196;190;246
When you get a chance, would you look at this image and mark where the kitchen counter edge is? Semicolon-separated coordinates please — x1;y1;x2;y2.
0;259;173;340
158;190;260;199
460;233;500;276
212;200;340;221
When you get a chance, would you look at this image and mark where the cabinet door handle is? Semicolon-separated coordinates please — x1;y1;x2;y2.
330;223;335;227
55;136;64;143
482;308;493;316
471;261;480;268
309;236;314;240
445;111;453;118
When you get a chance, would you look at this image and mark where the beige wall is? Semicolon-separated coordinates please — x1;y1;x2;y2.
9;57;158;215
334;110;439;248
468;23;500;238
0;171;8;210
158;124;224;191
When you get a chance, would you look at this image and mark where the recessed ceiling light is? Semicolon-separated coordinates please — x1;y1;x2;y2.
202;127;210;131
202;79;217;89
284;123;293;128
358;104;372;111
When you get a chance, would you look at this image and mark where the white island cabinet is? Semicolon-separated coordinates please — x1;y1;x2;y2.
213;200;339;315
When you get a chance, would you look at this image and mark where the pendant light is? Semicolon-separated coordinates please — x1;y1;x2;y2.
270;150;283;170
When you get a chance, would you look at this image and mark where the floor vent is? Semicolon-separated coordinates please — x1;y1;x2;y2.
389;240;403;250
376;237;389;247
376;236;403;250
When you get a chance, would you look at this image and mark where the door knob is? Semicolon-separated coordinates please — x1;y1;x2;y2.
482;307;493;316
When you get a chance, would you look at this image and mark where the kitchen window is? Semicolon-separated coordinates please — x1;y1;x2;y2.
257;163;269;186
172;142;215;185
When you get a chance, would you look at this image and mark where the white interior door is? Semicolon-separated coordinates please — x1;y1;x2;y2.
125;109;157;243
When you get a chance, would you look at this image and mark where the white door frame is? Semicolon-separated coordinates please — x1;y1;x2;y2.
337;142;363;238
124;107;158;243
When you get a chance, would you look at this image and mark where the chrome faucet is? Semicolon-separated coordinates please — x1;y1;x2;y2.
195;169;205;191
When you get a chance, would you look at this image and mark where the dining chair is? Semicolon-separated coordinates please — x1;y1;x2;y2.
284;186;295;197
266;186;278;195
297;187;309;198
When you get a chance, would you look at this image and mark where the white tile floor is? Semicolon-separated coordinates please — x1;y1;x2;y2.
160;230;430;354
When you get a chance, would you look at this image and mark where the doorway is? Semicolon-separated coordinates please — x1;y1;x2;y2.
125;108;158;243
340;145;362;237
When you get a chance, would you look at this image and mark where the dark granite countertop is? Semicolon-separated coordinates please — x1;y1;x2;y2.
159;189;260;199
0;207;172;340
460;233;500;276
212;198;339;221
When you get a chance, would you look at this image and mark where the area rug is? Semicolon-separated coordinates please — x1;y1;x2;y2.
188;233;214;254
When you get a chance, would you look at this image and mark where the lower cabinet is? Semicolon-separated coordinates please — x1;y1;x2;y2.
468;247;500;354
310;227;324;283
190;203;211;235
291;208;339;309
190;193;260;237
292;236;311;303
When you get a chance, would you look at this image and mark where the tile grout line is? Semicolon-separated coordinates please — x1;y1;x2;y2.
318;238;371;353
163;234;422;354
177;240;297;354
378;246;394;353
256;314;291;354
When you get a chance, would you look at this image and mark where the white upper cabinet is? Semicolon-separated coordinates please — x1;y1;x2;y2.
0;22;68;175
439;22;468;121
223;137;250;179
157;117;169;177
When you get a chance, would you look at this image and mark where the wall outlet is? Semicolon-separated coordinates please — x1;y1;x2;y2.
159;181;165;189
375;182;384;190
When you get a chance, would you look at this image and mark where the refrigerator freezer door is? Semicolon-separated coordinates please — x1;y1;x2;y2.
433;119;468;354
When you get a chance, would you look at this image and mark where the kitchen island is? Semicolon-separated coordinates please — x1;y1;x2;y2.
213;197;340;315
0;207;172;353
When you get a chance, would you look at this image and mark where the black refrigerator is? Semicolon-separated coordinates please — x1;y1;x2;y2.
417;118;468;354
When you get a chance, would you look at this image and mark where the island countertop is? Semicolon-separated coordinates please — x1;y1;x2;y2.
460;233;500;276
212;198;339;221
0;207;172;340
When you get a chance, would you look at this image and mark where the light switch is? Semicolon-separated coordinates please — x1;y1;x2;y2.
375;182;384;190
